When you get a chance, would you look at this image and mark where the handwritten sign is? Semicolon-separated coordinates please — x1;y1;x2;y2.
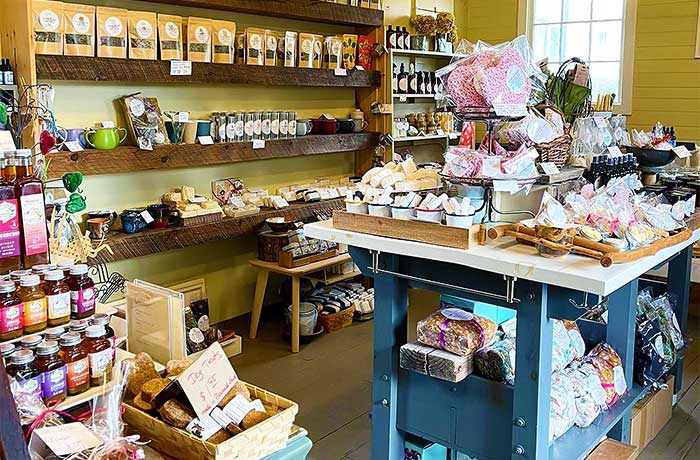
334;68;347;76
179;342;238;418
493;103;528;117
100;121;115;128
607;146;623;156
139;210;154;224
253;139;266;149
198;135;214;145
34;423;101;456
673;145;691;159
170;60;193;76
593;117;607;129
178;111;189;123
64;140;84;152
539;162;560;175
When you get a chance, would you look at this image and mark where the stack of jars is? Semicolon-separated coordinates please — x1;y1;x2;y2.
394;111;455;139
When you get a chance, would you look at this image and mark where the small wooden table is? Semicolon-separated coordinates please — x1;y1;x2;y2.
248;253;354;352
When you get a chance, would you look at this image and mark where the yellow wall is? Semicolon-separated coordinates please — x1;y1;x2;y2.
34;0;453;323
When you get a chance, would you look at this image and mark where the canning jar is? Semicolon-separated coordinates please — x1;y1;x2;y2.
6;349;42;402
18;275;47;334
89;313;116;360
35;340;67;404
0;280;23;340
67;265;95;320
84;325;113;387
43;270;70;327
58;332;89;395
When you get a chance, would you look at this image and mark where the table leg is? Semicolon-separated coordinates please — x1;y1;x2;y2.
667;245;692;396
511;281;552;460
249;270;270;340
291;276;300;353
372;253;407;460
606;279;638;443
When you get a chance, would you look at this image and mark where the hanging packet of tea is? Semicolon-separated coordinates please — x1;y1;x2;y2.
245;27;265;66
324;35;342;70
275;31;285;67
361;0;370;7
342;34;358;70
187;17;212;63
298;33;314;68
63;3;94;57
284;31;297;67
212;20;236;64
157;14;183;61
235;33;246;64
96;6;128;58
33;0;64;55
128;11;157;60
312;34;324;69
371;0;381;8
264;30;277;66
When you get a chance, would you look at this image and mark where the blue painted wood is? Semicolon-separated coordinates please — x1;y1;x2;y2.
547;286;602;321
371;252;408;460
638;278;666;296
604;279;638;443
576;319;606;350
666;245;692;395
512;281;553;460
397;371;514;460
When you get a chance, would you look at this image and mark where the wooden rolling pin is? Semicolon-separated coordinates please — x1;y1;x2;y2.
504;230;604;260
601;229;693;267
489;223;621;253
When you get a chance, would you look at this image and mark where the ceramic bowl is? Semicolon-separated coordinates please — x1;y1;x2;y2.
415;208;443;223
345;201;368;214
265;216;296;233
445;213;474;228
368;204;391;217
391;206;415;220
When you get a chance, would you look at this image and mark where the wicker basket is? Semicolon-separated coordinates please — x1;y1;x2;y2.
318;305;355;333
257;231;289;262
536;133;572;168
123;382;298;460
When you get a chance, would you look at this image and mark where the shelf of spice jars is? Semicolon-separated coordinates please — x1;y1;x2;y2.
35;55;382;88
92;198;345;264
46;132;380;178
131;0;384;27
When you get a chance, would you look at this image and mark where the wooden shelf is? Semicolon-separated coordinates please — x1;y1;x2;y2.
93;199;345;263
393;93;438;99
132;0;383;27
394;134;449;143
47;133;379;177
305;269;361;284
36;55;381;88
390;49;466;59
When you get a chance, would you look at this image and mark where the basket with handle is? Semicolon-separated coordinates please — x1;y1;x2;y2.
318;305;355;333
533;105;572;168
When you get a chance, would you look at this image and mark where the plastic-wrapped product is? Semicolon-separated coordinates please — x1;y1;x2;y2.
562;320;586;360
634;316;671;386
561;364;604;428
549;371;577;442
474;337;516;384
651;294;684;351
417;308;498;357
442;146;486;178
583;343;626;407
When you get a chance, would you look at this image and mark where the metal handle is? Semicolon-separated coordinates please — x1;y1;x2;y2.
369;250;520;304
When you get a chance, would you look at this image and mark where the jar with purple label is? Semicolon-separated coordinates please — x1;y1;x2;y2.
6;349;42;403
35;340;67;404
67;264;95;320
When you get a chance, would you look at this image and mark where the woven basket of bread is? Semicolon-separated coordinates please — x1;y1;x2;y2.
124;382;298;460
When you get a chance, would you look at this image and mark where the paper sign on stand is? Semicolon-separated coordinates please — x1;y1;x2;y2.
64;140;84;152
33;423;102;457
539;162;560;175
170;60;193;76
607;146;623;156
672;145;691;159
0;131;17;151
334;68;347;76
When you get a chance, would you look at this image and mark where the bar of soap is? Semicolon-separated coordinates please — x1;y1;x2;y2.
400;342;474;383
399;342;432;375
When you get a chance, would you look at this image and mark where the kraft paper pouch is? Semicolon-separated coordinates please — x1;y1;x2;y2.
34;0;64;55
128;11;157;60
63;3;94;57
187;17;212;63
212;20;236;64
157;14;183;60
97;6;128;58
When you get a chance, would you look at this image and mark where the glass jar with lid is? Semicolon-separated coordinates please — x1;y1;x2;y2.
58;332;89;395
43;326;66;341
35;340;67;404
10;269;31;284
84;325;113;387
18;275;47;333
31;264;52;280
43;270;70;327
0;342;15;367
89;313;116;360
57;261;76;278
0;280;23;340
6;349;42;402
20;334;43;351
69;319;89;337
67;264;95;319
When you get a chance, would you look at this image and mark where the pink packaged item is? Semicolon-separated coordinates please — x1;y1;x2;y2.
442;146;485;178
474;48;531;105
445;51;496;108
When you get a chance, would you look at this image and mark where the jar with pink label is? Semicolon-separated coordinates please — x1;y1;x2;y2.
67;264;96;320
0;280;23;340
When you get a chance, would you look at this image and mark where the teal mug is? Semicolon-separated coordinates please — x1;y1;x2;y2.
85;127;127;150
296;119;314;136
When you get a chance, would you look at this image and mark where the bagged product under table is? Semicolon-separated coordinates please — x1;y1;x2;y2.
417;308;497;357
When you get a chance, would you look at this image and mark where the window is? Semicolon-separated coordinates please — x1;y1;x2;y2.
519;0;637;113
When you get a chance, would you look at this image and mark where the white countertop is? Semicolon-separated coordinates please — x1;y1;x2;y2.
305;220;699;296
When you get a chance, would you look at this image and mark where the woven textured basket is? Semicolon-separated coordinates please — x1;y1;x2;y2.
318;305;355;333
536;133;572;168
123;382;298;460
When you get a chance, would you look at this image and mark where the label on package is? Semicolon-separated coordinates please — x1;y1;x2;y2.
0;199;21;258
672;145;691;158
0;302;23;333
47;292;70;320
222;394;255;424
20;194;49;256
24;298;47;326
66;357;90;390
71;286;96;315
88;348;113;380
186;414;223;440
41;366;67;399
18;375;43;401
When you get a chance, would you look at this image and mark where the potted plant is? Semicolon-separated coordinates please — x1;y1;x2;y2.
410;15;437;51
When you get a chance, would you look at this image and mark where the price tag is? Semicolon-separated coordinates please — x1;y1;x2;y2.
493;180;519;193
539;161;560;175
198;135;214;145
492;104;528;117
178;111;189;123
34;423;101;457
399;95;407;102
673;145;691;158
355;65;365;71
594;116;607;128
178;342;239;418
170;60;193;76
436;129;445;136
253;139;266;149
140;210;154;224
222;395;254;424
100;121;115;128
64;141;83;152
607;146;623;156
334;68;347;76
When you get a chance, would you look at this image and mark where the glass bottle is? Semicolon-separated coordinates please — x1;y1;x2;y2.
408;62;417;95
43;325;66;341
386;25;395;49
392;63;397;92
0;152;21;273
69;318;89;337
20;334;43;351
397;63;407;94
18;274;47;333
402;27;410;50
67;264;96;319
0;342;15;367
43;269;70;327
89;313;116;360
6;349;42;402
15;150;49;267
58;332;89;395
35;340;67;404
84;325;113;387
0;279;23;340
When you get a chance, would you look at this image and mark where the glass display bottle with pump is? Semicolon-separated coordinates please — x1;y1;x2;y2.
0;152;22;273
15;150;49;267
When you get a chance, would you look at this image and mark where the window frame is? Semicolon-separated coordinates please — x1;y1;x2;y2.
518;0;637;114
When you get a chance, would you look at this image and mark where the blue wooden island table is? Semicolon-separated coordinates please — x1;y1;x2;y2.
306;220;698;460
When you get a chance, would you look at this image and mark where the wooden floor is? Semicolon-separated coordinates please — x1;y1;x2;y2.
230;313;700;460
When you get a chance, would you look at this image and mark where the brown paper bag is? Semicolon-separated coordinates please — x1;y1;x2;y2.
63;3;94;57
33;0;64;55
96;6;128;58
128;11;157;60
187;17;212;63
264;30;278;66
246;27;265;66
212;20;236;64
284;31;297;67
157;14;183;61
325;35;342;69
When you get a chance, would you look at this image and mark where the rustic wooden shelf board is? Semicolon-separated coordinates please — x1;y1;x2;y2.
132;0;383;27
36;55;381;88
47;133;379;177
94;199;345;263
536;166;586;185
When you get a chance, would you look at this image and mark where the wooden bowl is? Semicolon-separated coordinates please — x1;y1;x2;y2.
265;216;296;233
534;225;577;258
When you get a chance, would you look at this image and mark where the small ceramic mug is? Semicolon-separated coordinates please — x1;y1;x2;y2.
337;119;355;133
87;217;111;240
85;127;127;150
183;121;199;144
352;119;369;132
296;119;314;136
63;128;88;149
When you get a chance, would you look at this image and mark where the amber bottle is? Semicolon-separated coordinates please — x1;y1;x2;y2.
18;274;47;333
89;313;116;360
43;270;70;327
58;332;89;395
84;325;113;387
35;340;67;404
0;342;16;367
0;152;21;273
14;149;49;267
0;280;23;341
67;264;96;319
